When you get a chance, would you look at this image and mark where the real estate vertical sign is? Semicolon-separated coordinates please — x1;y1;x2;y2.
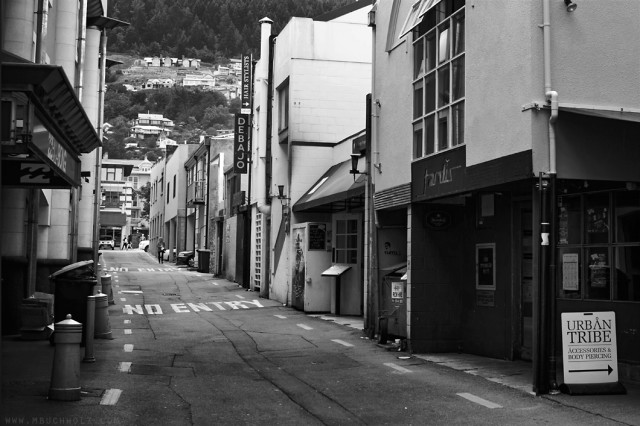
234;114;250;174
241;54;252;114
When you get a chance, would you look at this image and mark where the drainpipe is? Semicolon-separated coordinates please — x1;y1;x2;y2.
539;0;559;395
256;18;274;298
93;30;107;271
76;0;87;100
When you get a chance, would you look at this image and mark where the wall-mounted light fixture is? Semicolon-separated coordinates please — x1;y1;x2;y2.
350;154;367;181
275;184;290;204
564;0;577;12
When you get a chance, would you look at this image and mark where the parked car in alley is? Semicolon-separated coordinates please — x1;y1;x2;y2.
139;240;150;252
176;251;195;266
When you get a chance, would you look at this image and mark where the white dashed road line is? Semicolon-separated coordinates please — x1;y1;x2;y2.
297;324;313;330
384;362;412;373
235;295;245;299
331;339;354;347
100;389;123;405
124;319;131;324
124;329;132;335
274;315;287;319
120;290;143;294
123;344;134;352
120;298;126;302
457;393;502;409
118;362;131;372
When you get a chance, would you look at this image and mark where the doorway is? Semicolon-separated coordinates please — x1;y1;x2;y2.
332;213;363;315
514;203;533;360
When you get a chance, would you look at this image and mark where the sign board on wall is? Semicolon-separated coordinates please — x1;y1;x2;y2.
476;243;496;290
308;223;326;251
391;281;404;303
560;311;624;394
240;54;252;114
233;114;250;174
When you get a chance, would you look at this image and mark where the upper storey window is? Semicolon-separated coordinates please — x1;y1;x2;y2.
409;0;465;159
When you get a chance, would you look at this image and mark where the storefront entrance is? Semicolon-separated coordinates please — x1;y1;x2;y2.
515;202;533;360
332;213;363;315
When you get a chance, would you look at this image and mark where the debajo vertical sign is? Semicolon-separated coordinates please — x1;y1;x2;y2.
234;114;250;174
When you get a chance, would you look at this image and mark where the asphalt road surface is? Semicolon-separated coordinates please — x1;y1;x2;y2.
4;249;627;425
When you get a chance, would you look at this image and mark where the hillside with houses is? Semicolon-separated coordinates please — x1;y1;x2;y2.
103;54;241;160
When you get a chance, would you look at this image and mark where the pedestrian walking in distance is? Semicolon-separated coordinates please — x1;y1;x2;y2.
121;237;128;251
157;238;165;264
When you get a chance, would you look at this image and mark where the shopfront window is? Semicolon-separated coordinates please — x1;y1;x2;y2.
558;189;640;302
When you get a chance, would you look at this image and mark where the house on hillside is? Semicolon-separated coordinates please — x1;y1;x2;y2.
182;73;215;89
130;113;175;139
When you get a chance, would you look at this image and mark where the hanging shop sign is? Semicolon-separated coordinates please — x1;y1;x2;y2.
561;311;620;386
2;127;79;187
233;114;250;174
241;54;252;114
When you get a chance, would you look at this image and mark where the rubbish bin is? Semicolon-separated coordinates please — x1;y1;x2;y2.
197;249;211;273
50;260;97;343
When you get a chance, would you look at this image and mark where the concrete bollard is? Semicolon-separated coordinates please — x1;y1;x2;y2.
101;274;114;305
83;296;96;363
94;292;113;340
49;314;83;401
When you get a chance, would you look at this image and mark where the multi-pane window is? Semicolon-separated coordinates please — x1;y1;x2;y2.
334;219;358;264
278;82;289;132
102;167;123;182
557;189;640;302
412;0;465;159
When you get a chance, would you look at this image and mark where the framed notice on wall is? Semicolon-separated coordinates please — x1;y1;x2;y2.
476;243;496;290
308;223;326;251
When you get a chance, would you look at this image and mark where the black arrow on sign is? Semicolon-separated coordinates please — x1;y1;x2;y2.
569;365;613;375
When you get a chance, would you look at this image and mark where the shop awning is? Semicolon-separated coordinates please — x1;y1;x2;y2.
380;262;407;276
1;60;101;153
292;160;366;213
100;211;126;226
559;105;640;123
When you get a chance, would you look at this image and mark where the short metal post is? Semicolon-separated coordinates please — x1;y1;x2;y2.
83;295;96;363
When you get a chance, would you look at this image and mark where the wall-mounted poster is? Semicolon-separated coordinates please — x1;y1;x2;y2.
476;243;496;290
562;253;579;291
308;223;326;251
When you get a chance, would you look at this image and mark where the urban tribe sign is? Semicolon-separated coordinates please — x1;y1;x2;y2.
561;311;619;385
233;114;250;174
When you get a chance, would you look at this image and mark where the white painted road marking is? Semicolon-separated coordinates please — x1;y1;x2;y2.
120;290;143;294
118;362;131;372
235;295;245;299
212;282;219;286
457;393;502;409
124;329;132;335
274;315;287;319
123;344;133;352
332;339;354;347
120;298;126;302
384;363;412;373
100;389;123;405
297;324;313;330
124;319;131;324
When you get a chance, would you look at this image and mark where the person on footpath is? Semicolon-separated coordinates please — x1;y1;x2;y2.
157;238;165;264
121;237;128;251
